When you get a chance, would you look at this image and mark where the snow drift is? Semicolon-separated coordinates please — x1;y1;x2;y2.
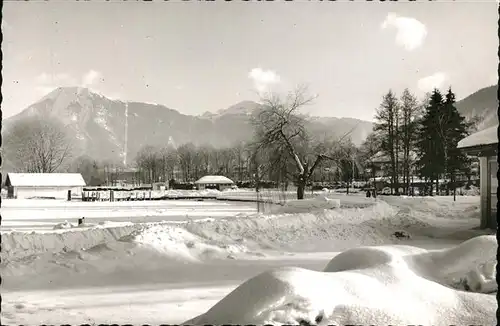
186;235;497;325
1;221;139;262
2;196;483;265
272;196;341;214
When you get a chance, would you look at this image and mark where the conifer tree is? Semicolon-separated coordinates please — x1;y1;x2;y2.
438;88;471;199
416;89;444;195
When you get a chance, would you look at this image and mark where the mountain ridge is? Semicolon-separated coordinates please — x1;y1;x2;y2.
3;87;374;166
455;84;498;130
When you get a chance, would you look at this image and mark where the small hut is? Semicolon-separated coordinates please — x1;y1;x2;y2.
457;125;498;229
195;175;235;191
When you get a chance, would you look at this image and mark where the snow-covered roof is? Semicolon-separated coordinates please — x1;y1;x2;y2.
6;173;86;187
458;125;498;149
195;175;234;184
371;150;417;164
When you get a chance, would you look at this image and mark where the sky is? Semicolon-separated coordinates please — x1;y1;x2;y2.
2;1;498;122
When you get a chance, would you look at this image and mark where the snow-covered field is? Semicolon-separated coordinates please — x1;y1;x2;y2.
1;198;258;231
1;192;496;325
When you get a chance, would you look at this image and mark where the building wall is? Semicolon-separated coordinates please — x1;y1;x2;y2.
196;183;233;191
479;156;497;229
490;158;498;228
15;186;83;199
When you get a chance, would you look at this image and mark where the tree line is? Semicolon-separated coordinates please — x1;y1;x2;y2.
2;85;481;200
363;87;481;196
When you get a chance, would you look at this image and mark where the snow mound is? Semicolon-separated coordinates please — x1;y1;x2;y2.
123;224;252;262
52;221;76;230
1;223;259;279
272;196;341;214
184;201;399;252
186;235;496;325
1;222;138;262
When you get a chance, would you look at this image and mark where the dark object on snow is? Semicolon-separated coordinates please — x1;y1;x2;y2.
67;190;72;201
393;230;410;239
366;190;371;198
78;217;85;226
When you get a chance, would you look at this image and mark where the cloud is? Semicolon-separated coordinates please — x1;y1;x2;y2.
381;13;427;51
82;69;103;87
34;70;104;96
34;72;78;96
248;68;281;94
417;72;447;92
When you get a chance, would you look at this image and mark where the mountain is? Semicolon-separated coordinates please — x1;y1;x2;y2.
456;85;498;130
3;87;374;167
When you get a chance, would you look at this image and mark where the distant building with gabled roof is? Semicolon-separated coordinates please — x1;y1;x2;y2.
5;173;86;199
194;175;235;191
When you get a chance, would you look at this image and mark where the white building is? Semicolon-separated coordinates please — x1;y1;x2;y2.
5;173;87;199
458;125;498;229
194;175;235;191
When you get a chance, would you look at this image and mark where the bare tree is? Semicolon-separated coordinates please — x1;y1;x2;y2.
68;155;104;186
399;89;421;194
177;143;197;182
251;85;343;200
4;116;73;173
359;132;382;181
135;145;159;184
232;141;247;182
374;90;401;195
198;144;214;175
160;146;178;181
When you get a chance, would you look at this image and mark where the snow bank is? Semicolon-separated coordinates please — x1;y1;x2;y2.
1;200;398;274
272;196;341;214
52;221;76;230
186;235;496;325
2;195;484;280
1;222;263;280
1;222;138;262
184;201;401;252
124;224;252;262
270;194;376;214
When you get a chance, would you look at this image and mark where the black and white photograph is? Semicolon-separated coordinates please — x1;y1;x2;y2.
1;1;498;324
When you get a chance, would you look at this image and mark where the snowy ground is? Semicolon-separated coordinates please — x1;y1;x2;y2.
1;192;495;325
1;199;258;231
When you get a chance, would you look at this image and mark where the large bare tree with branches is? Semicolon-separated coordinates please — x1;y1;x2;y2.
251;85;350;200
4;116;73;173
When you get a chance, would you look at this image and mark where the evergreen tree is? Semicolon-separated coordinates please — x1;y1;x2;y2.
374;90;401;195
416;89;444;195
439;88;471;199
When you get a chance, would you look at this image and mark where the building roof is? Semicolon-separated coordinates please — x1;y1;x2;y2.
195;175;234;184
458;125;498;150
6;173;86;187
371;150;417;164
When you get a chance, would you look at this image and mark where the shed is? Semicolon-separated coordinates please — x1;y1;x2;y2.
457;125;498;229
194;175;235;191
5;173;87;199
